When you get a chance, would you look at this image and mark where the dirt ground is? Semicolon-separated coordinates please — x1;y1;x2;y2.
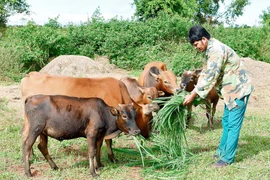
0;55;269;117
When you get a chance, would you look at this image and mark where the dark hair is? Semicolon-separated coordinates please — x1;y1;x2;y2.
188;25;211;44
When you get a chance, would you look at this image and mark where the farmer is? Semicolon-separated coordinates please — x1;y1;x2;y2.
183;25;254;167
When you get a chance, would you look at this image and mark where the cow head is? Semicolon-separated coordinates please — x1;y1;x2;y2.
135;103;156;138
113;103;140;136
140;103;158;116
137;86;163;111
180;69;202;92
150;70;180;95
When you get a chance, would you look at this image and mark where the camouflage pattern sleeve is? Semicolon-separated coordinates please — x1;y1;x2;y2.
195;51;224;99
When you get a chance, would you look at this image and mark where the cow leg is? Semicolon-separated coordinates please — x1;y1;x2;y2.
37;133;58;170
211;102;218;128
22;124;38;177
205;102;212;130
105;139;116;163
87;136;98;177
95;138;104;169
186;105;192;128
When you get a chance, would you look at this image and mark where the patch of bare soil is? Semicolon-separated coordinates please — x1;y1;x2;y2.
241;58;270;113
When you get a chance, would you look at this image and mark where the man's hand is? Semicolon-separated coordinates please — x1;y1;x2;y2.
183;91;197;106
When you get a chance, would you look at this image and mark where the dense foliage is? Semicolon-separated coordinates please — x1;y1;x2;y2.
260;6;270;26
133;0;250;25
0;0;29;28
0;13;269;81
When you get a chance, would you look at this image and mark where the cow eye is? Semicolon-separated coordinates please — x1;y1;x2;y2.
148;95;152;100
122;115;127;119
164;81;168;84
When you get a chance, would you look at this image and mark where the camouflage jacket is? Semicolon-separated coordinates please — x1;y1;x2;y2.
195;38;254;110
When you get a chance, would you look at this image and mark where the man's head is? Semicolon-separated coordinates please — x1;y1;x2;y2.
188;25;211;52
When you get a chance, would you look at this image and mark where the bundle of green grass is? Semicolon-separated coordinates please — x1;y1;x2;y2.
131;91;203;170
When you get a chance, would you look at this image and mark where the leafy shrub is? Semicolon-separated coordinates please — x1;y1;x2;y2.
0;13;269;82
171;43;204;75
0;45;23;81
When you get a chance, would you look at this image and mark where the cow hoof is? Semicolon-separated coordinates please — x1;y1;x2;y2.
25;172;32;177
92;173;99;178
95;164;104;171
96;166;104;172
52;166;59;170
109;158;118;163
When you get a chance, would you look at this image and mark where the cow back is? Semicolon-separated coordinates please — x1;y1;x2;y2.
20;72;133;108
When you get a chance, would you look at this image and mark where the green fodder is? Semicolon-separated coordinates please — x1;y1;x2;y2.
131;91;203;170
152;92;189;159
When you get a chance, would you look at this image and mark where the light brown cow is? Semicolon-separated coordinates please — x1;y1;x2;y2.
22;95;140;177
180;70;219;129
138;66;180;96
20;71;133;107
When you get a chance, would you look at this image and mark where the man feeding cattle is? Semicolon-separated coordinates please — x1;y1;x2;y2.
182;25;254;167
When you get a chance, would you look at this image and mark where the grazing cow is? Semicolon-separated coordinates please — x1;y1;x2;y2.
22;95;140;177
143;61;167;71
120;76;164;109
20;72;154;140
138;66;180;96
180;69;219;129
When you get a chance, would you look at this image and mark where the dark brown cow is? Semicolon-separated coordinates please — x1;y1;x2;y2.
143;61;167;71
138;66;180;96
22;95;140;177
120;76;163;109
180;70;219;129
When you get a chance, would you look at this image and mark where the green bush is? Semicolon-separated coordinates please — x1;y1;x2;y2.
0;13;269;82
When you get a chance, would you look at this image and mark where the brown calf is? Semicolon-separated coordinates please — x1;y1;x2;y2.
22;95;140;177
180;70;219;129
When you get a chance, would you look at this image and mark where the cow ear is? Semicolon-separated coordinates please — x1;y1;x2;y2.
110;107;119;116
158;91;165;96
149;71;158;78
195;69;202;76
138;87;144;94
150;71;160;82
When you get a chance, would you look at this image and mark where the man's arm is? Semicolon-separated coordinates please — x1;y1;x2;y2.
182;90;197;106
195;51;224;98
